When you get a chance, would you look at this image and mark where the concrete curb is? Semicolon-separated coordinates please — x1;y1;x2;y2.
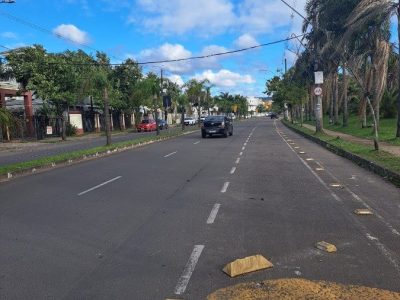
282;121;400;188
0;129;199;183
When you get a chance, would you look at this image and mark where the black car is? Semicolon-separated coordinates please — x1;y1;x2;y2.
201;115;233;138
157;119;169;130
270;112;278;119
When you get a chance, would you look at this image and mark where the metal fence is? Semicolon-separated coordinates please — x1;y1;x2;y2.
1;111;136;141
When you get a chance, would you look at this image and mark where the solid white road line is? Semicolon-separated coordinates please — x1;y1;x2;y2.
193;141;200;145
235;158;240;164
206;204;221;224
221;182;230;193
78;176;122;196
164;151;178;158
174;245;205;295
230;167;236;174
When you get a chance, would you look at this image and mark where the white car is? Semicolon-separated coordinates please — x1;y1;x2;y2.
184;117;196;125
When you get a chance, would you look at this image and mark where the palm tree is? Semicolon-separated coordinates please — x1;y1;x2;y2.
343;0;399;137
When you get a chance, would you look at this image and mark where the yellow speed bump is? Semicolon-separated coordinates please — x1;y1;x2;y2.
354;209;373;215
223;255;273;277
316;241;337;253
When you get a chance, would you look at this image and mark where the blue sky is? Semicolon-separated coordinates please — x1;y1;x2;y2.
0;0;357;97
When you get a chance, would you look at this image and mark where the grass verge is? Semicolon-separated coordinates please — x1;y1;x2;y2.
284;120;400;174
304;115;400;146
0;127;199;176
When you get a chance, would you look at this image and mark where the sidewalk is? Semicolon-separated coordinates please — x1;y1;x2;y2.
0;131;112;153
302;123;400;157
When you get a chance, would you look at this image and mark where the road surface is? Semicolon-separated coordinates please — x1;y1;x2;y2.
0;118;399;299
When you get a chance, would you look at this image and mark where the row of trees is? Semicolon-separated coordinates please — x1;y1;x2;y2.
0;45;248;144
266;0;399;149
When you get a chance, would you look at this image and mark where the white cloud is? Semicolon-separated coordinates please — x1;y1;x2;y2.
1;32;18;39
128;0;306;37
130;0;235;36
194;69;255;87
137;43;193;73
167;74;184;86
234;34;259;48
237;0;307;35
52;24;90;44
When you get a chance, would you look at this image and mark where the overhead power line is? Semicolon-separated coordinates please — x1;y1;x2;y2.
0;34;306;66
136;34;306;65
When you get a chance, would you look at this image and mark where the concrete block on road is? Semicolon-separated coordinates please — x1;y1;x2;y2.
354;209;373;215
316;241;337;253
223;254;273;277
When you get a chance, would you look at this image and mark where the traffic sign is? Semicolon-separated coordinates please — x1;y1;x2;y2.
314;87;322;96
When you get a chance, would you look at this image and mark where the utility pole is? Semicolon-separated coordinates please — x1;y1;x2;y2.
313;11;323;133
155;69;162;136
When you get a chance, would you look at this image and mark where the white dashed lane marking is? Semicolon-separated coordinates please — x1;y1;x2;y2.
221;182;230;193
174;245;205;295
206;204;221;224
78;176;122;196
164;151;178;158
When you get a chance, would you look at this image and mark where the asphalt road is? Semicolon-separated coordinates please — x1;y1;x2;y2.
0;118;399;299
0;127;180;167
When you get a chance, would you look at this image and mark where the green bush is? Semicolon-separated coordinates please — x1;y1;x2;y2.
66;123;77;136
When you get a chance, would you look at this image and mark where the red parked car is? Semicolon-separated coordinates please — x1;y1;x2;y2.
136;119;157;132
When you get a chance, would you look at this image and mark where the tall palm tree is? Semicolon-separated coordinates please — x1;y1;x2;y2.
343;0;399;137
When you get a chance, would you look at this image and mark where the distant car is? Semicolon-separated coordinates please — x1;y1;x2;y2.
136;119;157;132
157;119;169;130
270;112;278;119
265;112;270;117
201;115;233;138
184;117;196;125
200;116;207;122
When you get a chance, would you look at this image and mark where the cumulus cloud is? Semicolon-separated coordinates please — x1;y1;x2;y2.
52;24;90;44
137;43;193;73
234;34;259;48
1;32;18;39
128;0;306;37
194;69;255;87
129;0;235;36
167;74;184;87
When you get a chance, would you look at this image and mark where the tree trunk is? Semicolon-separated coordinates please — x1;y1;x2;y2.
366;96;379;150
333;72;339;124
104;87;111;146
61;115;67;141
397;6;400;137
361;99;367;128
329;87;334;125
181;109;185;131
343;64;348;127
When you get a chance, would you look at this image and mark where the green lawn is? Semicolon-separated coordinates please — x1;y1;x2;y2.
285;121;400;174
304;115;400;146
